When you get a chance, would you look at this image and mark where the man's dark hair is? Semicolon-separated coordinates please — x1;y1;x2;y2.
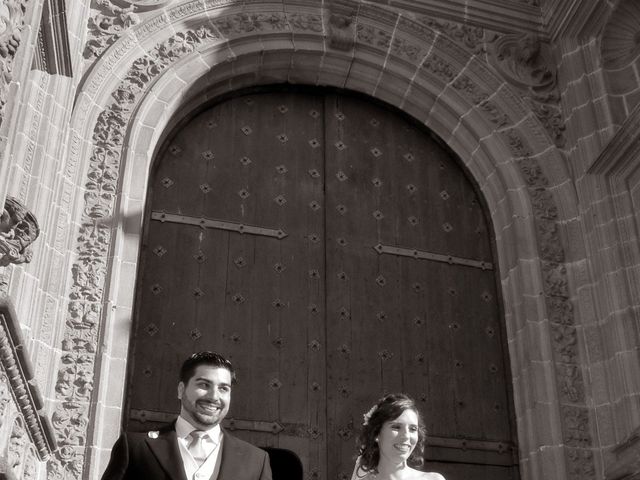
179;351;237;385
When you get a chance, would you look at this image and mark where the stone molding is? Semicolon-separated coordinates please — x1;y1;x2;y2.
589;103;640;177
32;0;73;76
365;0;546;37
0;298;57;463
546;0;608;40
487;33;566;147
81;0;546;62
605;427;640;480
60;2;589;478
601;0;640;70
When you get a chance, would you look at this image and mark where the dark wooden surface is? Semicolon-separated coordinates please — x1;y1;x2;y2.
126;90;519;480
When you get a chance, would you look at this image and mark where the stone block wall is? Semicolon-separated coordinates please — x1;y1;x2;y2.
552;1;640;477
1;0;640;479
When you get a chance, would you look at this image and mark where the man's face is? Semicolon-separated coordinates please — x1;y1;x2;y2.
178;365;231;429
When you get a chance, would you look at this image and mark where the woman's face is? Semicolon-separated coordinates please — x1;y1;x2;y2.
377;408;419;465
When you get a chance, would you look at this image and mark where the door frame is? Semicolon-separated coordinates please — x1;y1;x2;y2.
56;3;592;479
126;87;521;479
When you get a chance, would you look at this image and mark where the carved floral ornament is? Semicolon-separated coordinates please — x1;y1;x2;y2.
63;4;582;480
0;0;27;126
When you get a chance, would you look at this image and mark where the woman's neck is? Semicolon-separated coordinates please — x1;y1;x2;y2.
376;459;408;478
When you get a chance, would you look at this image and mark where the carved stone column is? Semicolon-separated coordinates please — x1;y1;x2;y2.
0;298;57;479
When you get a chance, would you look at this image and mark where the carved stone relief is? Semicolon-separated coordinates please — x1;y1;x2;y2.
413;17;564;146
419;17;485;55
0;196;40;267
6;416;38;479
601;0;640;70
488;33;565;147
328;13;355;51
8;417;28;475
516;153;595;479
84;0;147;60
0;0;27;130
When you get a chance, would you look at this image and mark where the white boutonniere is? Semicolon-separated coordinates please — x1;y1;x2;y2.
148;431;159;439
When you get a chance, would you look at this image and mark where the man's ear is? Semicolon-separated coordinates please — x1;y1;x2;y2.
177;382;184;400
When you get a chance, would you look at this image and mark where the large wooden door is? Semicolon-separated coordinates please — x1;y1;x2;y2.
126;89;520;480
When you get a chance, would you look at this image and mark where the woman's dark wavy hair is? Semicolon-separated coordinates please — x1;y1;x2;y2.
355;393;426;475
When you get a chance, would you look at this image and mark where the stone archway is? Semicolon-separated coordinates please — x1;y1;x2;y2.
50;2;594;479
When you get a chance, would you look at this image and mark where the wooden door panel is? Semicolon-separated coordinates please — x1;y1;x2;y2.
323;94;517;478
128;92;328;477
128;89;519;480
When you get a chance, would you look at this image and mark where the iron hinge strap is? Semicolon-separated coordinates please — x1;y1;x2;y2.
373;243;493;270
151;211;287;239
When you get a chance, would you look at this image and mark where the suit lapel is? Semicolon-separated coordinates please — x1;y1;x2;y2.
146;425;189;480
217;431;241;479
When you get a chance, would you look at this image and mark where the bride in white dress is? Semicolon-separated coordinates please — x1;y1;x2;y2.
350;394;445;480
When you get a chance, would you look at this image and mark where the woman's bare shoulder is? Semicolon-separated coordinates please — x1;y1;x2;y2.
409;470;445;480
416;472;446;480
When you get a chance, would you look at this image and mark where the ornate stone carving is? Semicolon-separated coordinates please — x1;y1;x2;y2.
488;33;565;147
328;13;355;51
0;0;27;129
559;364;585;403
288;13;323;33
452;74;489;105
212;12;288;37
567;447;596;480
0;370;10;425
561;405;592;447
6;416;38;479
84;0;141;60
421;53;457;84
477;100;509;127
502;128;532;157
0;299;56;461
419;17;485;55
489;33;556;96
601;0;640;69
8;417;28;476
516;154;594;476
0;196;40;267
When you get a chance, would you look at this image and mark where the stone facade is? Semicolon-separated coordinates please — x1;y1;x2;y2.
0;0;639;479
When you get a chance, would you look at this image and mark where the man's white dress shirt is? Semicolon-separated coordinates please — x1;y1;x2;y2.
176;416;223;480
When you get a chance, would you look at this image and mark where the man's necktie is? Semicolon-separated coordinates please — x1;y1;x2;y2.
188;430;208;467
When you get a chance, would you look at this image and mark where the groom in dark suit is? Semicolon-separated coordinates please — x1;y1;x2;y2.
101;351;272;480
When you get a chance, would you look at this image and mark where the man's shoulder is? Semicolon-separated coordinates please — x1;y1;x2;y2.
222;430;267;456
